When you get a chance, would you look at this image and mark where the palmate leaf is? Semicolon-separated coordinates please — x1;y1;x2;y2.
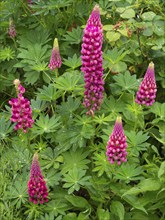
40;147;63;170
150;102;165;123
0;116;14;141
61;149;90;174
63;27;83;44
36;84;61;102
57;96;81;117
6;179;28;209
103;48;128;73
63;167;91;194
32;114;61;136
31;99;46;115
44;200;71;217
16;44;50;66
113;71;140;93
18;28;51;48
54;71;84;94
101;96;125;115
44;169;62;187
126;131;150;156
0;47;15;61
63;54;81;70
92;150;111;177
114;163;144;183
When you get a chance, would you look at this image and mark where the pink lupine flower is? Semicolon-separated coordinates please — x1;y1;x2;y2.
135;62;157;106
9;79;34;133
28;153;48;204
8;18;16;38
48;38;62;71
81;5;104;115
106;117;128;165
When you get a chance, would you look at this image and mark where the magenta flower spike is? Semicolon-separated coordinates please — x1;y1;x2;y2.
135;62;157;106
8;18;16;38
81;5;104;115
106;117;128;165
28;153;48;204
48;38;62;71
9;79;34;133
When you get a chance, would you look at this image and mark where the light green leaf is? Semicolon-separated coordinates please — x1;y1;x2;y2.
141;11;156;21
110;201;125;220
122;178;161;196
121;9;135;19
158;161;165;179
106;31;121;42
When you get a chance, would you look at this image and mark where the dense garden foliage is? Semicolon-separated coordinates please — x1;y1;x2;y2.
0;0;165;219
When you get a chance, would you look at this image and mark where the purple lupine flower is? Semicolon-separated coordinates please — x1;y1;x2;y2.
81;5;104;115
106;117;127;165
135;62;157;106
48;38;62;71
28;153;48;204
8;18;16;38
9;79;34;133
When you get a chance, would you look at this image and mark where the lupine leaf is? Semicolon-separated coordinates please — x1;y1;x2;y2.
63;54;81;70
32;114;61;135
61;149;90;174
63;27;83;44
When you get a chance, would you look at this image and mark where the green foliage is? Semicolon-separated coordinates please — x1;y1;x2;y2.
0;0;165;219
32;114;61;136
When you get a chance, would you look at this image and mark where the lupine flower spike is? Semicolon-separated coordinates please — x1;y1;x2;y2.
28;153;48;204
48;38;62;71
81;5;104;115
9;79;34;132
8;18;16;38
106;117;128;165
136;62;157;106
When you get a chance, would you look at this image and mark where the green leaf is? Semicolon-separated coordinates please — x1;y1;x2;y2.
40;147;63;170
63;167;91;194
57;96;81;117
31;99;46;115
113;71;139;92
63;27;83;44
0;47;15;61
36;84;61;102
122;178;161;196
104;48;128;64
65;195;91;209
110;201;125;220
92;150;111;177
55;71;84;93
0;116;14;141
61;149;90;174
141;11;156;21
101;96;125;115
150;102;165;121
121;8;135;19
126;131;150;156
97;207;110;220
44;200;71;217
63;54;82;70
106;31;121;42
158;161;165;179
32;114;61;136
114;163;144;183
